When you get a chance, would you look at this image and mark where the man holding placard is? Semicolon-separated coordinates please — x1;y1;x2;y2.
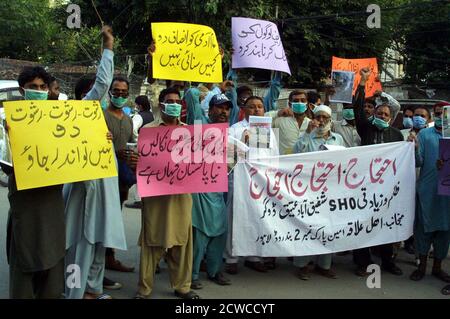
6;66;66;299
409;102;450;283
186;93;232;289
136;87;199;299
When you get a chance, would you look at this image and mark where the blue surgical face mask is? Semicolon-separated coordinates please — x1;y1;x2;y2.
403;117;413;129
23;88;48;100
291;102;307;114
342;109;355;121
109;92;128;109
372;117;389;130
434;116;443;128
162;103;182;117
412;116;427;129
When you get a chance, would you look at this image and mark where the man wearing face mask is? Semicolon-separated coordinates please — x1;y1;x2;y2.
136;87;199;299
412;106;431;132
272;90;311;155
103;76;137;274
409;102;450;285
291;104;344;280
352;67;404;277
6;66;66;298
399;106;432;256
402;107;414;129
305;91;322;120
332;104;361;148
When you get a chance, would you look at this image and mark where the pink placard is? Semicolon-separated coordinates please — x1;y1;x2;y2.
137;123;228;197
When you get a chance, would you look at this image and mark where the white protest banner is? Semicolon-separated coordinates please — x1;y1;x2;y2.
231;17;291;74
232;142;415;257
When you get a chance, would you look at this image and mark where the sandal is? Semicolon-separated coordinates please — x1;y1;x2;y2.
442;285;450;295
315;266;338;279
191;280;204;290
297;266;310;281
410;269;426;281
432;270;450;283
174;290;200;299
244;260;267;273
208;272;231;286
134;293;150;299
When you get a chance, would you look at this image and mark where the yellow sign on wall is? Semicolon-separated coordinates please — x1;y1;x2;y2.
152;22;223;83
4;100;117;190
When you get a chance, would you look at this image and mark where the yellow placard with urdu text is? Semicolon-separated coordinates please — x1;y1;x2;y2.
4;100;117;190
152;22;223;83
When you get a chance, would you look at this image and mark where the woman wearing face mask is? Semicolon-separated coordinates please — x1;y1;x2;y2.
352;68;404;277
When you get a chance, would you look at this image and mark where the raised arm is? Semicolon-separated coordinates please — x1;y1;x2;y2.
186;88;207;124
226;68;240;125
83;26;114;101
263;71;282;112
353;68;371;140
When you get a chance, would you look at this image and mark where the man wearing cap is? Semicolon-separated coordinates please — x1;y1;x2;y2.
136;87;199;299
352;68;404;277
186;93;232;289
291;104;344;280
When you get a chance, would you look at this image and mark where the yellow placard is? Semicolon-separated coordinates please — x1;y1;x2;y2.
4;100;117;190
152;22;223;83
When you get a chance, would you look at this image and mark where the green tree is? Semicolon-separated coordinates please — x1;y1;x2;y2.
0;0;56;61
393;0;450;87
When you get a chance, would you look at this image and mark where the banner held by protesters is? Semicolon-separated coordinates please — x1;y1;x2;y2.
232;142;415;257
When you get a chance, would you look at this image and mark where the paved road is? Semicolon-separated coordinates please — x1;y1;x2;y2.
0;184;448;299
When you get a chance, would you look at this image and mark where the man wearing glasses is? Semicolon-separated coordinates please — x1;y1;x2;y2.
103;77;137;276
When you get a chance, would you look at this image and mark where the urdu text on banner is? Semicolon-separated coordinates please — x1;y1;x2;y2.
232;142;415;257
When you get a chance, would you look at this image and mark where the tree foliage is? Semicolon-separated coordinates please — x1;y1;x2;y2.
0;0;448;87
